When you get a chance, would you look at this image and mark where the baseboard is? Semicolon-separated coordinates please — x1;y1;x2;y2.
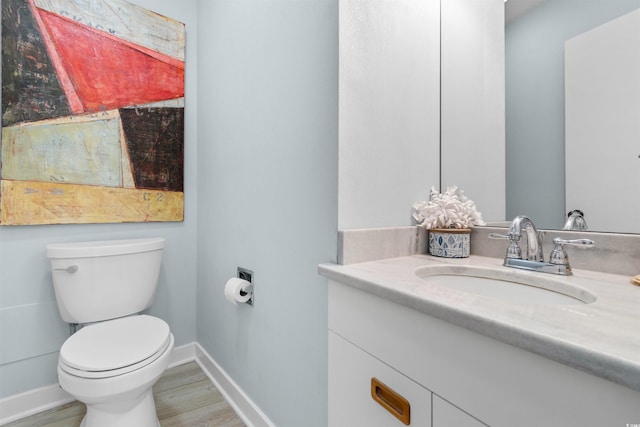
193;342;276;427
0;381;74;426
168;340;198;367
0;342;273;427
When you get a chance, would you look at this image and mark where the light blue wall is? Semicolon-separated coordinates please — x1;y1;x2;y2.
1;1;338;425
0;0;199;398
505;0;640;229
195;1;337;426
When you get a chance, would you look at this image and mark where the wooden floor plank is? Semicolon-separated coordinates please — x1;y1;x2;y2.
155;378;225;419
3;362;244;427
160;400;245;427
153;362;209;393
2;401;85;427
39;413;84;427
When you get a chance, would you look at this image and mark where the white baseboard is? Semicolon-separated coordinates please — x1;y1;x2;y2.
168;340;198;367
0;382;74;426
193;342;276;427
0;342;274;427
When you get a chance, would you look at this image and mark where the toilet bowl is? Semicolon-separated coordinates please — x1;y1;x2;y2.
58;315;174;427
47;238;173;427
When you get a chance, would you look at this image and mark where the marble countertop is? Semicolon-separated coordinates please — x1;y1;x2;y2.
319;255;640;392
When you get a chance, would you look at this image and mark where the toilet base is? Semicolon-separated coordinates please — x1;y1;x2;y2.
57;328;174;427
80;389;160;427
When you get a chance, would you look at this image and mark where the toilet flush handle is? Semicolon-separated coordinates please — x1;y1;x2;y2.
54;265;79;273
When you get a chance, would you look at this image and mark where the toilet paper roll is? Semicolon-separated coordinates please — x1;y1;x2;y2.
224;278;252;306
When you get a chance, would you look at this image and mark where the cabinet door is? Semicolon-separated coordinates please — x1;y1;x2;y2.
329;331;432;427
433;395;487;427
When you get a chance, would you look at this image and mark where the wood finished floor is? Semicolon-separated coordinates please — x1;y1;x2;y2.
4;362;246;427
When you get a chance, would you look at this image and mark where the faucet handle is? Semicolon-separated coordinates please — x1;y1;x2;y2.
549;238;595;267
489;233;522;259
553;237;596;248
488;233;509;240
552;237;595;248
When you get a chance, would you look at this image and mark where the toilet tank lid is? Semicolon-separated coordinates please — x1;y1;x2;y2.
47;237;165;259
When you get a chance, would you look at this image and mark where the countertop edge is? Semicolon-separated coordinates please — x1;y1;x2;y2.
318;262;640;392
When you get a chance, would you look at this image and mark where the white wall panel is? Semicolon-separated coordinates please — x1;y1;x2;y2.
339;0;441;229
441;0;506;223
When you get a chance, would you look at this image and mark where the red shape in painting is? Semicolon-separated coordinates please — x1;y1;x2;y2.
37;9;184;114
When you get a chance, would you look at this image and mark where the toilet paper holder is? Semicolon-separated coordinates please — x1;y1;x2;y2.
239;284;254;306
237;267;254;306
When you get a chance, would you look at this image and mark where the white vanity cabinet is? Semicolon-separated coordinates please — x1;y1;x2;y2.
432;396;486;427
329;331;432;426
328;279;640;427
330;330;484;427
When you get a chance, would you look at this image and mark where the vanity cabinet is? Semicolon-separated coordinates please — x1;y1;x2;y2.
329;331;432;426
328;279;640;427
432;396;486;427
330;331;483;427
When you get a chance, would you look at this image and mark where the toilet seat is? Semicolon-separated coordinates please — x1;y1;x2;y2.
59;315;171;379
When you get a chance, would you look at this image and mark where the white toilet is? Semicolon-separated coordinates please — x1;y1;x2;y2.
47;237;174;427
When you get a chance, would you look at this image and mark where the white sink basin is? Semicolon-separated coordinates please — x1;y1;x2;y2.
416;265;597;305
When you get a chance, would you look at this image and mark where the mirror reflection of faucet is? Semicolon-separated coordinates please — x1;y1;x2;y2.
563;209;588;231
489;215;595;275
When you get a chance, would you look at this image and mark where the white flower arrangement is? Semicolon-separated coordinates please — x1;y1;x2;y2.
412;185;485;230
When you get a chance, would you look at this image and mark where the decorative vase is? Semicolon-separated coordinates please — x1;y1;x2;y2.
428;228;471;258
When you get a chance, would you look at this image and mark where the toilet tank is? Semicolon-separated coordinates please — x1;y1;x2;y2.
47;238;165;324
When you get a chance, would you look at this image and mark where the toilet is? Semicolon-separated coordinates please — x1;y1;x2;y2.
47;237;174;427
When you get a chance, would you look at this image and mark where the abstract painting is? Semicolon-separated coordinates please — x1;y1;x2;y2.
1;0;185;225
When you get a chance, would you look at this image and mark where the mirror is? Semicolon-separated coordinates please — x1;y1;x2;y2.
502;0;639;233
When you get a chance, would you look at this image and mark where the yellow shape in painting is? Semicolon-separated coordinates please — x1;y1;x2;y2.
0;180;184;225
1;111;133;188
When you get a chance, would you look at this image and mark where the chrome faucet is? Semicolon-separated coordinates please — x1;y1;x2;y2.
563;210;588;231
489;215;595;275
507;215;544;262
